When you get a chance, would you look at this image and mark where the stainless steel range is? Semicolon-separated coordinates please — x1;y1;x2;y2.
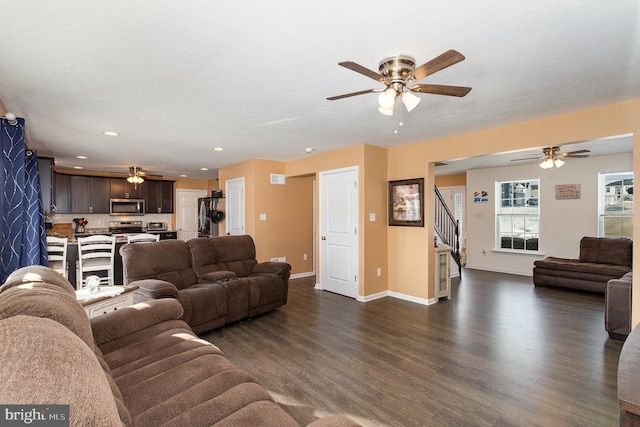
109;221;144;235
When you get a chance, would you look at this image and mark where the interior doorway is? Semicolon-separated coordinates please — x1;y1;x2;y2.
225;177;245;236
438;185;466;278
176;189;207;241
318;166;359;298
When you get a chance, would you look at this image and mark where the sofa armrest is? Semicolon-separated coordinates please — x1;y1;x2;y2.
130;278;179;300
605;273;633;339
200;270;237;282
252;262;291;276
91;298;184;346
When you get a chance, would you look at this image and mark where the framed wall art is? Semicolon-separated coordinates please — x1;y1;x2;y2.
388;178;424;227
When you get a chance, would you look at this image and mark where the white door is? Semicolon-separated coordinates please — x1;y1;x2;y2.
319;167;359;298
225;177;245;236
176;189;207;241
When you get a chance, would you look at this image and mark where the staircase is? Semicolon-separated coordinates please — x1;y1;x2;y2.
434;186;462;273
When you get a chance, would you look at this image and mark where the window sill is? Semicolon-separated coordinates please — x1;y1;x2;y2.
493;248;545;257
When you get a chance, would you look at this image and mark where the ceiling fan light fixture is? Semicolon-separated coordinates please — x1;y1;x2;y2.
401;91;421;112
378;105;394;116
127;166;145;187
553;158;565;168
378;88;397;109
539;158;554;169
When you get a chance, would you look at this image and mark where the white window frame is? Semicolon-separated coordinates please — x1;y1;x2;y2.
495;178;540;252
598;171;633;238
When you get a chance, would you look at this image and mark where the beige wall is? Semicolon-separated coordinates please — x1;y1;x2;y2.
435;173;466;187
218;159;315;274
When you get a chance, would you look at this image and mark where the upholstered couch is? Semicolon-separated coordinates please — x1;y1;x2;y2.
605;271;633;340
533;236;632;293
120;235;290;334
0;265;358;427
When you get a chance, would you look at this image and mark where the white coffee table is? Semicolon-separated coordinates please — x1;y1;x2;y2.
76;285;137;319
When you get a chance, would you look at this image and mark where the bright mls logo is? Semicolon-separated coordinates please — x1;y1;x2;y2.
0;405;69;426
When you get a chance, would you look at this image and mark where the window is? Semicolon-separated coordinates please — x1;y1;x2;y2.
496;179;540;251
599;172;633;238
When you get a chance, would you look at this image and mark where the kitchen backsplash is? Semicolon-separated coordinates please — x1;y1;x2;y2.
46;212;173;231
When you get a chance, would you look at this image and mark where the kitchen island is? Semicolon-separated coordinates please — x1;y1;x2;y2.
60;230;176;287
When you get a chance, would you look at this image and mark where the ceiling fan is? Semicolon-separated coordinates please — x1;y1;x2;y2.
327;49;472;116
511;146;591;169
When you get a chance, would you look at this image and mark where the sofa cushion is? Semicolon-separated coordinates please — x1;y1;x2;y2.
189;236;258;278
121;239;198;289
0;281;95;350
0;316;124;426
534;257;631;277
579;236;633;267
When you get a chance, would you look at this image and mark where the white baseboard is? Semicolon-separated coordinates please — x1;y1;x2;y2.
290;271;315;279
464;265;532;277
356;290;436;306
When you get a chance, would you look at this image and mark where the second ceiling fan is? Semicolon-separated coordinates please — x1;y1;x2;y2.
327;49;472;116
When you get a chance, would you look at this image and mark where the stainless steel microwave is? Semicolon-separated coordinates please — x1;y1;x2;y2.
110;199;145;216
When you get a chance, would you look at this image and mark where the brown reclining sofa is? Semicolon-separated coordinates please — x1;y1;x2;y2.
533;236;632;293
0;265;359;426
120;235;291;334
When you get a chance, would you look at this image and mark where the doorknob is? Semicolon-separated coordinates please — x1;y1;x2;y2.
321;236;326;240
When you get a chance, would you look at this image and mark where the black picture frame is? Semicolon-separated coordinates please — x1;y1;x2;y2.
388;178;424;227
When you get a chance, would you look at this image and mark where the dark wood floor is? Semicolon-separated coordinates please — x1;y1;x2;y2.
201;269;624;426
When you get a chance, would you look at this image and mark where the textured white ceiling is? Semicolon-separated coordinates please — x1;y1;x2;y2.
0;1;638;179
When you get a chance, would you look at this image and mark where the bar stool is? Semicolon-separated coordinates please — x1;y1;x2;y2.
127;233;160;243
76;235;116;289
46;236;69;278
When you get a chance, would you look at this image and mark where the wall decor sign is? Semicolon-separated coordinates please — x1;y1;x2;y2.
388;178;424;227
473;190;489;203
555;184;581;200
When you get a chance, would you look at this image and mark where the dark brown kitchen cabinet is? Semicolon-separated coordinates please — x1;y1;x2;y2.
71;176;110;213
110;178;143;199
53;173;71;214
145;180;174;213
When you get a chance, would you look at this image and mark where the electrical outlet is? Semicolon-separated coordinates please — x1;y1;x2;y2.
376;267;382;277
303;253;308;261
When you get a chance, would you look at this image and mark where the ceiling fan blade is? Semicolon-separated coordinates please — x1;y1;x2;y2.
408;50;466;82
563;154;590;158
409;84;472;97
511;157;543;162
327;89;377;101
562;149;591;156
338;61;386;83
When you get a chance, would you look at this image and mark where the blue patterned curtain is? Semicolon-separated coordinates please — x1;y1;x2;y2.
0;117;48;283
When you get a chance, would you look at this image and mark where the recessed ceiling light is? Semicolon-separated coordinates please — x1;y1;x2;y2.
76;155;87;159
200;167;209;171
212;147;224;152
180;174;187;178
103;131;119;136
73;166;83;169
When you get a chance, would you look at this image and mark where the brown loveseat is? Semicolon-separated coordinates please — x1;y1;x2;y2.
0;265;359;427
533;236;632;293
120;235;290;334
